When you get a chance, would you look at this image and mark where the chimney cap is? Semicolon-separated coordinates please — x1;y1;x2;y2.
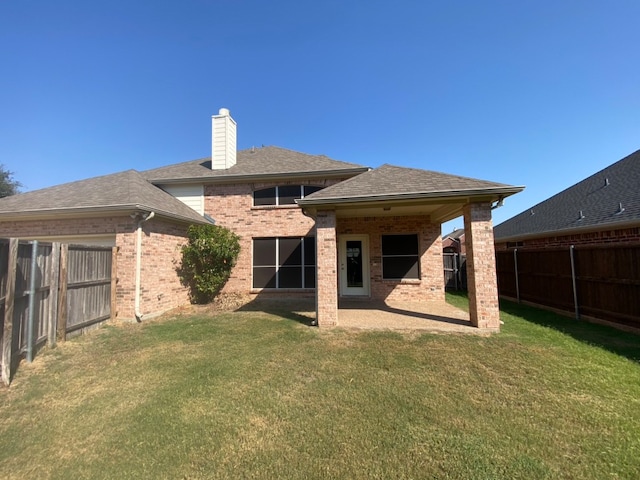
218;107;230;116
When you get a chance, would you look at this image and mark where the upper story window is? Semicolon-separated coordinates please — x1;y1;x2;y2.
253;185;324;206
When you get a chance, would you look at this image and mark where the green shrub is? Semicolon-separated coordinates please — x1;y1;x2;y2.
179;224;241;303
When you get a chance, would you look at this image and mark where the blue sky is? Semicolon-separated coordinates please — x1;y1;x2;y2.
1;1;639;232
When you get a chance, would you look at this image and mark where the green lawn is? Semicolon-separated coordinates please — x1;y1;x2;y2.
1;294;639;479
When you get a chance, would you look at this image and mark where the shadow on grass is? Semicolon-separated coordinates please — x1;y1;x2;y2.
499;299;640;363
446;290;640;363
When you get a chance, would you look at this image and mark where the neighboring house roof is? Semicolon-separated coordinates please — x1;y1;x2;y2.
299;164;523;204
142;146;369;184
0;170;208;224
494;149;640;241
443;229;465;241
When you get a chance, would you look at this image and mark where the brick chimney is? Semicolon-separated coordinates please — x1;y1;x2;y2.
211;108;237;169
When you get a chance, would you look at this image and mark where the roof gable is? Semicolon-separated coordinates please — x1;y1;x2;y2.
494;149;640;241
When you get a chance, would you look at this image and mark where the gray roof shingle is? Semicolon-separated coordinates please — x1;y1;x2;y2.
0;170;208;223
298;164;522;204
142;146;368;183
494;149;640;241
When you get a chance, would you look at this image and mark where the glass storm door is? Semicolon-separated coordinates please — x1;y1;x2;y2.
339;235;370;296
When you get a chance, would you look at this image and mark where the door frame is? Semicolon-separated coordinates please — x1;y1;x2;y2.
339;234;370;296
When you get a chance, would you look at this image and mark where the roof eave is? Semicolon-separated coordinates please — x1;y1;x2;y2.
0;204;209;225
494;218;640;243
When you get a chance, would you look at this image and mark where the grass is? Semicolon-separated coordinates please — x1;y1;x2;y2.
1;295;639;479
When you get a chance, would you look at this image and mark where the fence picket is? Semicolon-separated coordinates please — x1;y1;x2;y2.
496;244;640;329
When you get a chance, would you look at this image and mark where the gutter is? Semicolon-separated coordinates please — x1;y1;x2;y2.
0;204;208;224
134;211;155;322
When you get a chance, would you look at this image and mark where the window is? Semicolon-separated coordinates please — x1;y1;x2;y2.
253;237;316;289
381;234;420;280
253;185;324;206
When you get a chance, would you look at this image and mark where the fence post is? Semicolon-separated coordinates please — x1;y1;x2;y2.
513;248;520;303
57;244;68;342
26;241;39;363
2;239;19;386
48;243;61;348
569;245;580;320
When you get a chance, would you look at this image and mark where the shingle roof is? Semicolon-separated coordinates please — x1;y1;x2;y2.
494;149;640;241
298;164;523;204
443;229;465;240
142;146;368;183
0;170;208;224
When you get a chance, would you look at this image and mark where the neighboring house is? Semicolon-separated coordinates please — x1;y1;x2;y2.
494;149;640;248
442;228;466;254
0;109;523;330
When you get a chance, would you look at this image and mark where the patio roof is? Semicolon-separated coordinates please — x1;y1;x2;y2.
297;164;524;222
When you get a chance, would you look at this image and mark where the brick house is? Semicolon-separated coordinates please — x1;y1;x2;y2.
0;109;523;330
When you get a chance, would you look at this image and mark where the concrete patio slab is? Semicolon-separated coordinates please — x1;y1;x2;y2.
233;296;490;334
337;299;482;334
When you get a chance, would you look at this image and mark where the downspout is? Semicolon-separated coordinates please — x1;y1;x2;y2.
134;211;155;322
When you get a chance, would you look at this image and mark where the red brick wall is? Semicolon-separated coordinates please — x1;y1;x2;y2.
132;219;191;319
495;225;640;250
337;215;444;303
204;179;345;295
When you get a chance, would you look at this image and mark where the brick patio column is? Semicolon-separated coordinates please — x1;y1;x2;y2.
463;202;500;330
315;210;338;327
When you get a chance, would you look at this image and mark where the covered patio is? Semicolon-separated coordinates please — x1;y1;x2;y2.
298;164;523;332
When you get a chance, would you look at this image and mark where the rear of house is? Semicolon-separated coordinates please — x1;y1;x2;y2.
0;109;523;330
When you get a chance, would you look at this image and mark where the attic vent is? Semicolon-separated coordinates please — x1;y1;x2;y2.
615;203;625;215
578;210;585;221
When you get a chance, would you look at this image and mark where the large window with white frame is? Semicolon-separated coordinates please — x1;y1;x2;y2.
253;185;324;206
253;237;316;289
381;234;420;280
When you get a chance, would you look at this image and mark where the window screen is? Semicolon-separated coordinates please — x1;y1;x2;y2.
253;185;325;206
381;234;420;280
253;237;316;289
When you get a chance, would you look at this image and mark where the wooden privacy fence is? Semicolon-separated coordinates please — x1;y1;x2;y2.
1;239;116;385
443;253;467;291
496;244;640;329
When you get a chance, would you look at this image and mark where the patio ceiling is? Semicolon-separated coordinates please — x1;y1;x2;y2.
299;189;519;223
